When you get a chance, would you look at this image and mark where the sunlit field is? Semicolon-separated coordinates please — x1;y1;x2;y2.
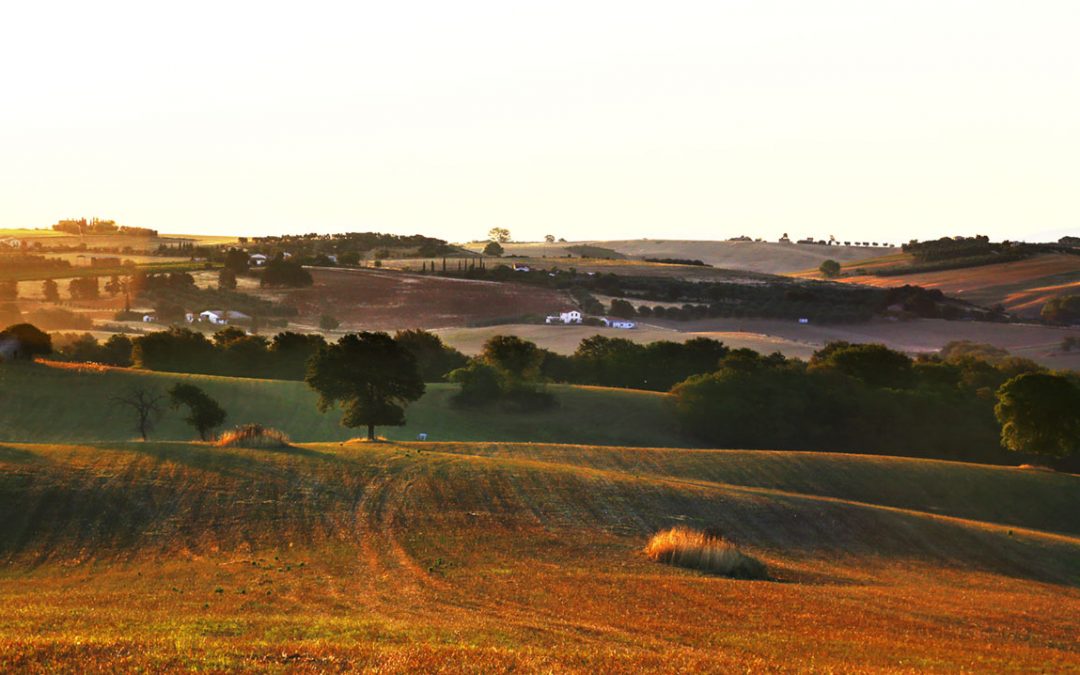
0;441;1076;671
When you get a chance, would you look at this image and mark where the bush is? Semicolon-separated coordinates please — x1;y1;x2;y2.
216;424;291;449
644;528;767;580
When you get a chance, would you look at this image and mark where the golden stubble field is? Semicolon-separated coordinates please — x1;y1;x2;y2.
1;441;1077;672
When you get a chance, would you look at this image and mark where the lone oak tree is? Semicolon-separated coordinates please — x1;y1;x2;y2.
306;332;425;440
994;372;1080;458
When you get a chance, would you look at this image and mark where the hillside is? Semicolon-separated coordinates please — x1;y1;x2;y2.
0;441;1076;670
262;267;572;331
0;362;690;447
464;239;890;274
829;253;1080;319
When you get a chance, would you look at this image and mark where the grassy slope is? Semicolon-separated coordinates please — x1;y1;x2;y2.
0;441;1077;671
0;363;690;447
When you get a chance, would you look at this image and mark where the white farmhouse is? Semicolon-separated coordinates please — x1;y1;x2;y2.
199;310;252;325
545;310;582;324
200;310;227;325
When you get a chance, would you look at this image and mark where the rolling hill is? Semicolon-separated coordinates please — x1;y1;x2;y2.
0;441;1076;670
464;239;891;274
0;362;690;447
829;253;1080;319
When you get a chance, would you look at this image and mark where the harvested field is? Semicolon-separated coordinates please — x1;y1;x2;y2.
0;441;1077;671
463;239;891;274
833;254;1080;318
666;316;1080;370
272;268;572;331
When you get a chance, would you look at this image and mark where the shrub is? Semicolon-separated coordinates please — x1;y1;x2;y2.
644;527;767;580
216;424;291;449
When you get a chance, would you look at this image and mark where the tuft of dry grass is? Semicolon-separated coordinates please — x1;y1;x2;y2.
1018;464;1056;472
216;424;291;449
644;527;768;579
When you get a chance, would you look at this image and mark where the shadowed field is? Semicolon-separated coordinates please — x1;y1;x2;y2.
0;363;692;447
0;441;1076;671
816;253;1080;319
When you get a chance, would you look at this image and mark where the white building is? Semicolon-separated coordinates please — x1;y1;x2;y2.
198;310;253;325
600;318;636;329
545;310;582;324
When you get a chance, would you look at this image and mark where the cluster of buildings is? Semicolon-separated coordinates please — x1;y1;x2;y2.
545;309;636;329
141;310;252;326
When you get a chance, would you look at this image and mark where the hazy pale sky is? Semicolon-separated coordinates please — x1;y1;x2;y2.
1;1;1077;244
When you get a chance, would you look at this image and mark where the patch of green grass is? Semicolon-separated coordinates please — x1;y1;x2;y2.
0;363;690;446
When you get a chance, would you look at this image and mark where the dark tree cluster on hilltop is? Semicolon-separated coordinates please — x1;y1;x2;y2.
246;232;453;260
51;218;157;237
259;257;314;288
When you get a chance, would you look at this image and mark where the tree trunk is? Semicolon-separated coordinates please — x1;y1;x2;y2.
368;424;375;441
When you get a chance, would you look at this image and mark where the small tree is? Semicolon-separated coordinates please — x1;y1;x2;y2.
0;323;52;360
544;234;556;243
483;241;504;257
609;298;637;318
42;279;60;302
112;387;164;441
488;227;511;243
168;383;227;441
218;268;238;290
448;361;503;406
68;277;100;300
1040;295;1080;325
319;314;340;331
994;373;1080;458
819;259;841;278
305;332;425;440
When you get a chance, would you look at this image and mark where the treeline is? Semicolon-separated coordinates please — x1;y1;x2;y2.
672;341;1078;467
52;218;157;237
0;253;72;280
902;235;995;262
49;327;469;382
244;232;454;261
435;263;979;322
643;258;711;267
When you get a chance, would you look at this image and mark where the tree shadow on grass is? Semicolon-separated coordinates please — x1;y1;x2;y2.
112;441;353;480
0;445;47;464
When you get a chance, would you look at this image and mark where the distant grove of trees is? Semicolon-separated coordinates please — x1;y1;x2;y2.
51;218;157;237
1041;295;1080;325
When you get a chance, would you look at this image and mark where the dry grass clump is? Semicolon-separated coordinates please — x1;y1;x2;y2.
1018;464;1056;473
216;424;292;449
644;527;768;580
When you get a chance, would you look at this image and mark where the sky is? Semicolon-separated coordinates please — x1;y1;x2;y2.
1;1;1078;244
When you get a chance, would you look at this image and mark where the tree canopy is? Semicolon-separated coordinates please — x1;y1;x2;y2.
305;332;425;440
1;323;52;360
168;383;227;441
995;373;1080;458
